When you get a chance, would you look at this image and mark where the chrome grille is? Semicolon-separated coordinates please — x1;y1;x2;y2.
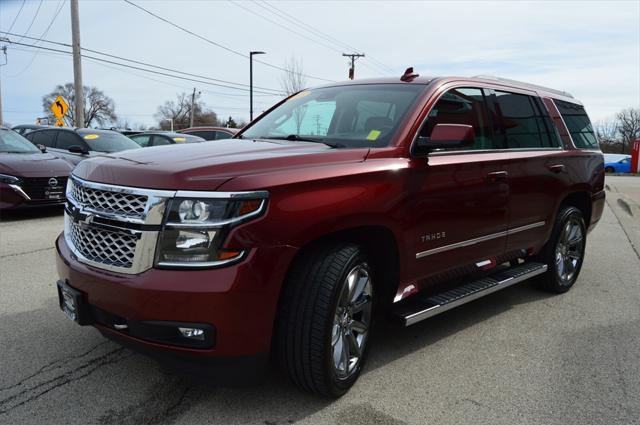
69;179;148;218
68;219;137;268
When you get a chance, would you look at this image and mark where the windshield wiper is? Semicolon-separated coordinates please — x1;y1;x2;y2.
260;134;344;148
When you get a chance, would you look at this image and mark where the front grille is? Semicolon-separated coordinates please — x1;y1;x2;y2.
21;176;68;200
68;219;137;268
69;179;148;219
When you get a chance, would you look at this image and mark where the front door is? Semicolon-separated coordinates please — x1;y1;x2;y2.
405;87;510;287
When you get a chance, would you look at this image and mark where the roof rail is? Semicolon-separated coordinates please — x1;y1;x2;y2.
472;75;574;98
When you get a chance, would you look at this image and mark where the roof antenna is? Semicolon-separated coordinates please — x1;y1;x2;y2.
400;67;419;82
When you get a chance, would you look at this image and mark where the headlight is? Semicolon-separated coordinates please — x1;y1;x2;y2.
155;193;268;268
0;173;21;185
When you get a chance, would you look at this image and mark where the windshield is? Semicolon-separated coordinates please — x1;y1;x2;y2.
0;128;40;153
241;84;426;148
77;130;141;153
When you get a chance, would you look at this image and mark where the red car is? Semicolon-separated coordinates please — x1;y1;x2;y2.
0;127;72;209
55;73;604;396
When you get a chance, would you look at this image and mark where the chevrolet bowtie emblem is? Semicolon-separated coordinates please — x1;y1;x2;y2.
79;213;94;229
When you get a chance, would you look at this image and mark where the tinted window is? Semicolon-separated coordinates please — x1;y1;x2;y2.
76;130;141;152
420;87;495;150
189;131;216;140
131;134;151;147
242;84;425;148
493;91;559;148
29;130;57;147
56;131;84;150
554;100;599;149
0;129;40;153
152;135;171;146
215;131;233;140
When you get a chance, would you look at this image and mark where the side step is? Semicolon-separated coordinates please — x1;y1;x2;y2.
393;262;547;326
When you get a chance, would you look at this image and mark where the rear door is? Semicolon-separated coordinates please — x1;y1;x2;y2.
489;89;567;254
408;87;510;284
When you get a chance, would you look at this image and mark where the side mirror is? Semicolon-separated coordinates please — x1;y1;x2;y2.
37;144;47;153
412;124;475;157
68;145;89;155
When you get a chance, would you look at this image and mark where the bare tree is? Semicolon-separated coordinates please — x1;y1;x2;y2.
594;118;620;152
280;56;307;96
616;108;640;154
155;92;218;130
41;83;117;127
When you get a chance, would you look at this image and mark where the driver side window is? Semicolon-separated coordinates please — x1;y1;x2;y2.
420;87;495;150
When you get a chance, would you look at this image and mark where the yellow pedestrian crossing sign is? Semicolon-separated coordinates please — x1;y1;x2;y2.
50;96;69;120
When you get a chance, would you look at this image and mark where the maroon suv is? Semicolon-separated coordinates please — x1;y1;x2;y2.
55;74;604;396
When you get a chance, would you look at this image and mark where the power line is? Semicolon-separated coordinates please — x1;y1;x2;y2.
8;0;67;78
2;34;284;95
5;0;26;34
14;0;43;43
258;0;395;75
122;0;337;83
229;1;342;55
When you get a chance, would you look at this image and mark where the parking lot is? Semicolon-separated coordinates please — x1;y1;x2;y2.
0;175;638;425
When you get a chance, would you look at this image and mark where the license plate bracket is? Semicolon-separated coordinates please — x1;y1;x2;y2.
56;280;92;325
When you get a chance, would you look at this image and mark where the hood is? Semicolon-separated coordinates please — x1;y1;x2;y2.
0;152;73;178
73;139;369;190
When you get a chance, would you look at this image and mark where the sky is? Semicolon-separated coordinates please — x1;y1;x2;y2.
1;0;639;128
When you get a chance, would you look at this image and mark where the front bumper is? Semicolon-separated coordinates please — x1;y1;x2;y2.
0;183;66;209
55;233;297;374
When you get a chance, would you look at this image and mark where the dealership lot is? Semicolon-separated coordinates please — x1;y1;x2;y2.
0;176;638;425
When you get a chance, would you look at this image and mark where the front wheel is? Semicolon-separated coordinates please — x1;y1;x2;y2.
605;166;615;173
535;206;586;293
275;243;374;397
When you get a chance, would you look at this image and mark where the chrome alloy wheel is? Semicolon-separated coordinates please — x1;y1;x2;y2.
555;217;585;284
331;264;373;380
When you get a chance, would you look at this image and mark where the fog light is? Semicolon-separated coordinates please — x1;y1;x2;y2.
178;327;205;340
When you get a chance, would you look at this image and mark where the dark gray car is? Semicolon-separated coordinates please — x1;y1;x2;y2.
24;128;141;166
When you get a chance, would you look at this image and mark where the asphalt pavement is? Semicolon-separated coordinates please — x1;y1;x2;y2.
0;176;638;425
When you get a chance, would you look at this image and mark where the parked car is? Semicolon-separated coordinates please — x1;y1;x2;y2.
0;127;73;209
178;126;237;140
11;124;52;136
129;132;205;147
604;154;631;173
55;74;604;397
24;128;141;166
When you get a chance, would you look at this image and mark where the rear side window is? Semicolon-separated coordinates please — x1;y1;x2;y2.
420;87;496;150
131;134;151;147
554;100;599;149
29;130;57;147
215;131;232;140
188;131;216;140
493;91;560;149
152;136;171;146
56;131;84;150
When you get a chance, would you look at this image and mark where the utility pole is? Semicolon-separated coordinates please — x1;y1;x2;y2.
70;0;84;127
189;88;200;128
0;41;7;126
342;53;365;80
249;51;265;121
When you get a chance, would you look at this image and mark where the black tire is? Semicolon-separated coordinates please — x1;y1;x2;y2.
275;243;374;397
535;206;587;293
605;166;615;173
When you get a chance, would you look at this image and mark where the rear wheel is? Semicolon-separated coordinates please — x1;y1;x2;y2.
535;206;586;293
275;243;374;397
605;166;615;173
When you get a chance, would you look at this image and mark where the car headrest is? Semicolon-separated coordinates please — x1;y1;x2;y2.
364;116;393;132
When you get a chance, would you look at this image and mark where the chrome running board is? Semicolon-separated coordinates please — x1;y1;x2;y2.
393;262;548;326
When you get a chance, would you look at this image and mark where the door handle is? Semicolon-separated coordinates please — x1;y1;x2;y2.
486;171;508;183
548;164;565;173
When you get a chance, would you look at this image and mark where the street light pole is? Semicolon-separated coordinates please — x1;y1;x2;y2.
249;51;265;121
